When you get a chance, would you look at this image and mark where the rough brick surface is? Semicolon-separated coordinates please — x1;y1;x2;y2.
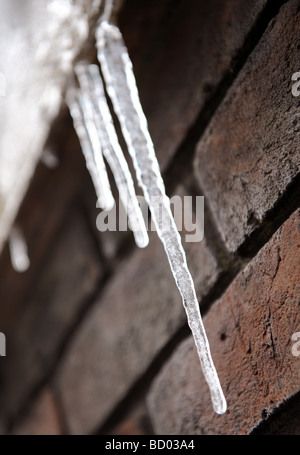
251;391;300;435
148;209;300;435
0;209;102;422
120;0;267;170
12;389;62;435
56;220;221;434
195;0;300;252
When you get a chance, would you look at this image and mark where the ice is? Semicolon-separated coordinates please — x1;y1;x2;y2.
96;20;227;414
9;226;30;273
66;82;114;211
75;62;149;248
41;148;59;169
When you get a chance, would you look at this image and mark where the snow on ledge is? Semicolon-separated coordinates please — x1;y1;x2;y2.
0;0;104;255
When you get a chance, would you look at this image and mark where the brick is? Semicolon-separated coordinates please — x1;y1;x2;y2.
109;403;151;436
12;389;62;435
0;209;102;422
56;207;222;434
120;0;267;170
147;209;300;434
195;0;300;252
0;132;86;334
251;392;300;435
111;419;145;436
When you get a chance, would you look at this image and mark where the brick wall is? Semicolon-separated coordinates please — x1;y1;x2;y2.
0;0;299;435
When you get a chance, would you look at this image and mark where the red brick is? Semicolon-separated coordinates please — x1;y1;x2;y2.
56;210;222;434
120;0;267;170
148;209;300;434
12;389;62;435
195;0;300;252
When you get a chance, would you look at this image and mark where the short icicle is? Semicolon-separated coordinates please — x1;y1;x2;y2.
96;19;227;414
9;226;30;273
66;83;114;212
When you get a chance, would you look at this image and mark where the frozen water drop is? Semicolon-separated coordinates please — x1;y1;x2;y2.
9;226;30;273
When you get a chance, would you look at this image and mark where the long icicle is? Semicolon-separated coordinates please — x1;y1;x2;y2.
66;85;115;211
96;20;227;414
75;62;149;248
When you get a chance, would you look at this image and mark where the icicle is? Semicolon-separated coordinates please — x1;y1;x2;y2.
96;20;227;414
75;62;149;248
9;226;30;273
41;148;59;169
77;85;115;212
66;84;114;211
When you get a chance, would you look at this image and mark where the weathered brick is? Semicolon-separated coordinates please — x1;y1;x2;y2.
251;392;300;435
120;0;267;170
12;388;62;435
56;205;222;434
195;0;300;252
0;209;102;422
148;209;300;434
